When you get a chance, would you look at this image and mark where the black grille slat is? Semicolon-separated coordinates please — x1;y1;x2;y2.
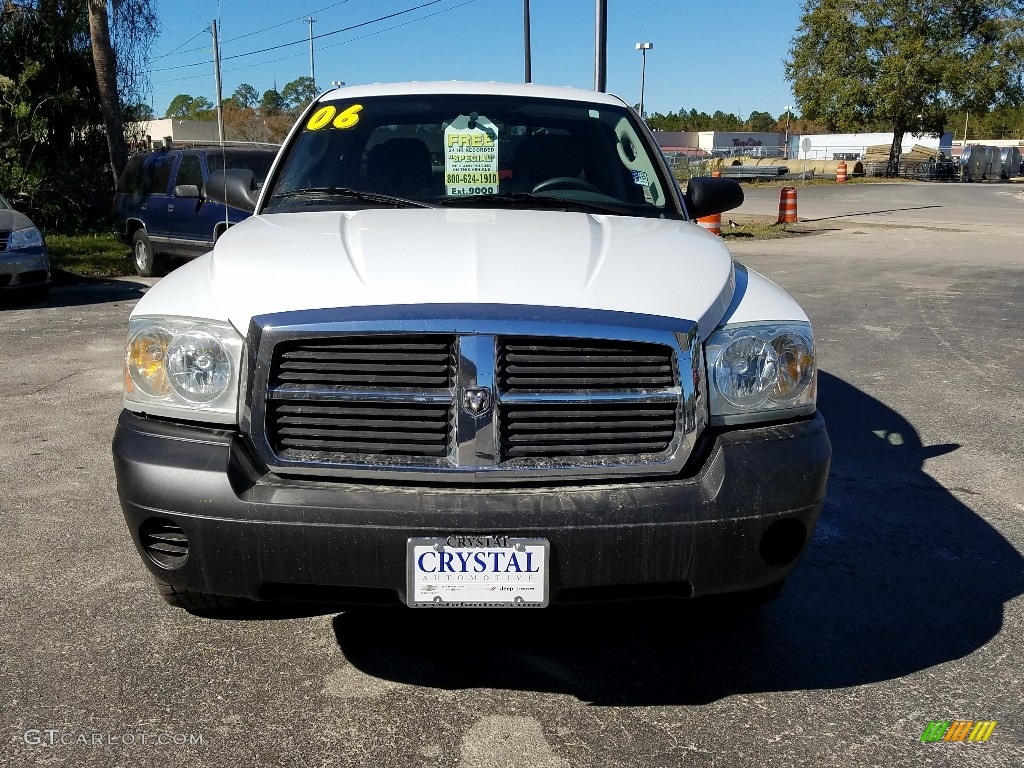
499;394;677;459
267;336;455;463
278;439;448;455
141;519;189;566
500;339;674;392
267;397;452;461
497;337;678;461
505;376;672;387
272;336;455;390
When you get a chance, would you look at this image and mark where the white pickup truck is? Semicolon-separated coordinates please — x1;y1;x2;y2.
113;81;830;612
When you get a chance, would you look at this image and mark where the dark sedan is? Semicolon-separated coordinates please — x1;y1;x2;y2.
0;194;49;301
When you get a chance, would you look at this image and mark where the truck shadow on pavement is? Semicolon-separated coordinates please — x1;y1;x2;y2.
0;273;149;310
331;371;1024;706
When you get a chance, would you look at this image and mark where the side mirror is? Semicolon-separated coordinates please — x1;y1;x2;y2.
11;196;32;213
204;169;258;213
682;176;744;219
173;184;201;198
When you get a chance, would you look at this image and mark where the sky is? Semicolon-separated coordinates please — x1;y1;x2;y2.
149;0;805;120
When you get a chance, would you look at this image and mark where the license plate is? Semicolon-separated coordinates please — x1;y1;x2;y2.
406;536;549;608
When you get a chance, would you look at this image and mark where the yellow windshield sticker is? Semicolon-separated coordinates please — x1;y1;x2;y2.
306;103;363;131
444;113;499;196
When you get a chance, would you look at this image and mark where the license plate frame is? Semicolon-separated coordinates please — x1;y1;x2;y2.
406;536;549;608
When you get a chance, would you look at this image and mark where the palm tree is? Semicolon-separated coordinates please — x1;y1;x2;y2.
88;0;128;184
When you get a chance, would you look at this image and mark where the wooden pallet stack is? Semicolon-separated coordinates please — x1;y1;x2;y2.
863;143;940;176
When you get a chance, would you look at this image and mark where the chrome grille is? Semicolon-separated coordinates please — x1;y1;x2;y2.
0;231;9;251
245;307;703;482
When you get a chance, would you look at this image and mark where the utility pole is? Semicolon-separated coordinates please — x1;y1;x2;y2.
523;0;531;83
211;19;225;145
307;17;316;88
594;0;607;91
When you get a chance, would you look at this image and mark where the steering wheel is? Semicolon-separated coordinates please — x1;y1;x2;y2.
531;177;602;194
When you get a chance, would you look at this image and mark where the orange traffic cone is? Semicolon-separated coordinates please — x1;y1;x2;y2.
836;161;847;183
777;186;798;223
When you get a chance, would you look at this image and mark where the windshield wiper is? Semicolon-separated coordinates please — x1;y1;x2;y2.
269;187;434;209
437;192;630;215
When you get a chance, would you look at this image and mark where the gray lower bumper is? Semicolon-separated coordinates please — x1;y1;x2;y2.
113;411;831;605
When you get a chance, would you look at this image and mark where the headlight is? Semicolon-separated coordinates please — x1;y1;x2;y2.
705;322;816;424
9;226;44;249
124;317;243;423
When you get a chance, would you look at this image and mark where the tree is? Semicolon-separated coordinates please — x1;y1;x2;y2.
88;0;127;185
747;110;776;133
165;93;194;118
231;83;260;109
87;0;158;184
0;1;112;229
787;0;1024;176
164;93;214;120
189;96;214;119
281;76;317;114
260;87;285;116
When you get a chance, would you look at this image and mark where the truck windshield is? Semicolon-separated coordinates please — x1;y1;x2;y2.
262;93;679;218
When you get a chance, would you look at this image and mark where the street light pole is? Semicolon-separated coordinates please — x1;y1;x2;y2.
636;42;653;118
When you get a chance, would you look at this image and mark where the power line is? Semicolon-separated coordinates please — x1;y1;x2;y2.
152;0;481;88
156;0;354;60
152;25;211;61
152;0;446;73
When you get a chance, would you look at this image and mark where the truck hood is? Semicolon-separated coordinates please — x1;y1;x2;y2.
152;208;736;334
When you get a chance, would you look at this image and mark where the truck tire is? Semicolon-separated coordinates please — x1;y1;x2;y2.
155;580;243;614
132;228;168;277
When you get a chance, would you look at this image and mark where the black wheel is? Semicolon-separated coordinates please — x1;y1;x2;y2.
132;228;167;277
155;580;243;614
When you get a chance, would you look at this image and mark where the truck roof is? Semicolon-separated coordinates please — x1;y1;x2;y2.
317;80;630;108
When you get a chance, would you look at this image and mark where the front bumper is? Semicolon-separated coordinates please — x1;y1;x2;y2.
0;246;49;289
113;410;830;605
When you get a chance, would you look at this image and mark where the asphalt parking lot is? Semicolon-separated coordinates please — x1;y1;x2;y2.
2;183;1022;767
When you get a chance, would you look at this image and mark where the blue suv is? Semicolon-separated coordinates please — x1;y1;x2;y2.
113;145;277;276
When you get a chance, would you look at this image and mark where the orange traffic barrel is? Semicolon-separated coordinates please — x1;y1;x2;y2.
698;169;723;234
777;186;798;223
697;213;722;235
836;161;847;183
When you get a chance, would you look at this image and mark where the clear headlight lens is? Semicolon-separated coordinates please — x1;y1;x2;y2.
124;317;243;423
10;226;44;249
705;322;816;424
713;335;778;406
165;331;231;401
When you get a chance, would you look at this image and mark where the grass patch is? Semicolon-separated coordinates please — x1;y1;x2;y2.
47;232;133;278
720;219;795;240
